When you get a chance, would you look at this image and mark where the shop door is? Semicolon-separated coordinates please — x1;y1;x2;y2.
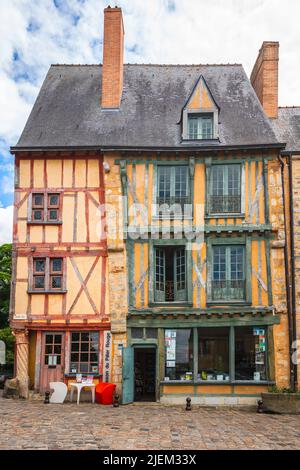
40;333;65;393
134;348;156;402
122;347;134;404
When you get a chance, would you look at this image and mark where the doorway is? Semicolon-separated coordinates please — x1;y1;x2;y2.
134;347;156;402
40;332;65;393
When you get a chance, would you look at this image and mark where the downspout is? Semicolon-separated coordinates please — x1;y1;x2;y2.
287;153;298;389
278;154;295;391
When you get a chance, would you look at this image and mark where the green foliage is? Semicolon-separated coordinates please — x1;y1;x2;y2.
0;244;14;367
268;385;300;395
0;243;12;328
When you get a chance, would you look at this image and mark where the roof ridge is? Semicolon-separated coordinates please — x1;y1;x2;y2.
50;63;243;67
279;106;300;109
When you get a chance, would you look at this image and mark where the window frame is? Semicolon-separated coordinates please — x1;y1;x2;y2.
29;256;67;294
149;240;193;306
206;162;245;217
206;237;252;306
70;331;100;375
182;108;219;141
162;325;272;385
28;191;63;224
188;113;214;140
152;160;194;221
156;165;191;219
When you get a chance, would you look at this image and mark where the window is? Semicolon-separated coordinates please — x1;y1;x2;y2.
212;245;245;301
70;332;99;374
31;192;60;222
155;246;187;302
188;114;213;139
44;334;62;366
209;165;241;214
198;328;229;381
235;327;267;381
165;329;193;381
157;166;190;215
31;257;64;292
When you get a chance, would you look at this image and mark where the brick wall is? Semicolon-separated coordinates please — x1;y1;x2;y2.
101;7;124;109
251;42;279;119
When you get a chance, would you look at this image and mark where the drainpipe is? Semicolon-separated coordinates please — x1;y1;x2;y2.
278;154;295;391
287;153;298;389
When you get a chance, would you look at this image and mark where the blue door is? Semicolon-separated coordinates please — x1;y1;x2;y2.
122;347;134;404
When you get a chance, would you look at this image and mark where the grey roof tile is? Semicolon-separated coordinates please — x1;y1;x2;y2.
271;107;300;152
15;64;279;149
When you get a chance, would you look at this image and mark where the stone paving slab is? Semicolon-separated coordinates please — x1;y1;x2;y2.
0;396;300;450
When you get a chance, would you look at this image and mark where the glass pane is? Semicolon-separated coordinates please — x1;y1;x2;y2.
146;328;157;339
235;327;267;381
34;259;45;272
71;342;79;352
80;353;89;362
81;342;89;352
158;166;171;202
80;363;88;373
34;276;45;289
48;194;59;207
33;209;43;220
54;335;62;344
71;353;79;362
54;345;61;354
90;353;98;363
45;345;52;355
198;328;229;381
49;209;58;221
52;258;62;272
51;276;62;289
81;332;89;342
72;333;80;342
165;329;193;381
33;194;44;207
131;328;144;339
45;334;53;344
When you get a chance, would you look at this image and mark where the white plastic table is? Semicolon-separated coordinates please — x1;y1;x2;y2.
70;382;95;405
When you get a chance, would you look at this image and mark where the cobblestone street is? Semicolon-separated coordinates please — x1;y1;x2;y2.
1;396;300;450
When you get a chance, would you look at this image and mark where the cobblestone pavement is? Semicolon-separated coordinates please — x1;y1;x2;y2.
1;396;300;450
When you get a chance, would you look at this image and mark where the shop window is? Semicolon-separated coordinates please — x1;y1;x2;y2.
155;246;187;302
198;328;229;382
30;192;61;223
70;332;99;374
235;327;267;381
164;329;193;381
208;164;241;214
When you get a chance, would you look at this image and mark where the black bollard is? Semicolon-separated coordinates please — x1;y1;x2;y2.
113;392;120;407
257;399;264;413
186;397;192;411
44;391;50;404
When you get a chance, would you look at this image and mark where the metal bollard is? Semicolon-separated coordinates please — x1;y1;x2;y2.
113;392;120;407
186;397;192;411
257;399;264;413
44;391;50;404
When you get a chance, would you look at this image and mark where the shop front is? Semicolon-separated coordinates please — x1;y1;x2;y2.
124;317;279;405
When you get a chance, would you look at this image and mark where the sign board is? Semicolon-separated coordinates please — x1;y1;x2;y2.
103;331;112;382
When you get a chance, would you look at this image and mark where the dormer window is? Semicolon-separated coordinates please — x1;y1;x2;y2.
188;113;213;140
182;75;219;141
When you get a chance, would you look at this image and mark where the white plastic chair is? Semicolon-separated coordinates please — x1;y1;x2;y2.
49;382;68;404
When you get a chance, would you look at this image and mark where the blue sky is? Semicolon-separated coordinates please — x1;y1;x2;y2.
1;0;300;243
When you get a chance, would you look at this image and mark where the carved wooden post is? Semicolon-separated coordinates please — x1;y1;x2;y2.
14;329;29;398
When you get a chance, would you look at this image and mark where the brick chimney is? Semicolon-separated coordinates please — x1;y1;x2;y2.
101;6;124;109
250;41;279;119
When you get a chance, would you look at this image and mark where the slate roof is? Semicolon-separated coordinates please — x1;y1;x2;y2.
270;107;300;152
14;64;280;150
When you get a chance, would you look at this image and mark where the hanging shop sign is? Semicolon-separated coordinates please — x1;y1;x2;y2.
104;331;112;382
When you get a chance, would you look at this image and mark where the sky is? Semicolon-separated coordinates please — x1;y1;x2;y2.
0;0;300;244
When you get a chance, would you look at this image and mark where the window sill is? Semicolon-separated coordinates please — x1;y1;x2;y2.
161;380;274;386
152;216;193;221
27;221;62;225
149;302;193;308
27;290;67;295
206;301;251;307
64;374;102;378
205;213;245;219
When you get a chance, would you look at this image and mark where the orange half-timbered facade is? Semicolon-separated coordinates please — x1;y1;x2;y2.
10;153;112;396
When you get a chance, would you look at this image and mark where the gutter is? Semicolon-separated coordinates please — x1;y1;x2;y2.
278;154;297;391
10;142;286;154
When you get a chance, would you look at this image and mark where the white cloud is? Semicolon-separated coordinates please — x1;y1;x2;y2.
0;206;13;244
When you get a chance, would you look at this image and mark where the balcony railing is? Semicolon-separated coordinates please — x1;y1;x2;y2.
157;196;191;216
211;279;246;301
210;195;241;214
